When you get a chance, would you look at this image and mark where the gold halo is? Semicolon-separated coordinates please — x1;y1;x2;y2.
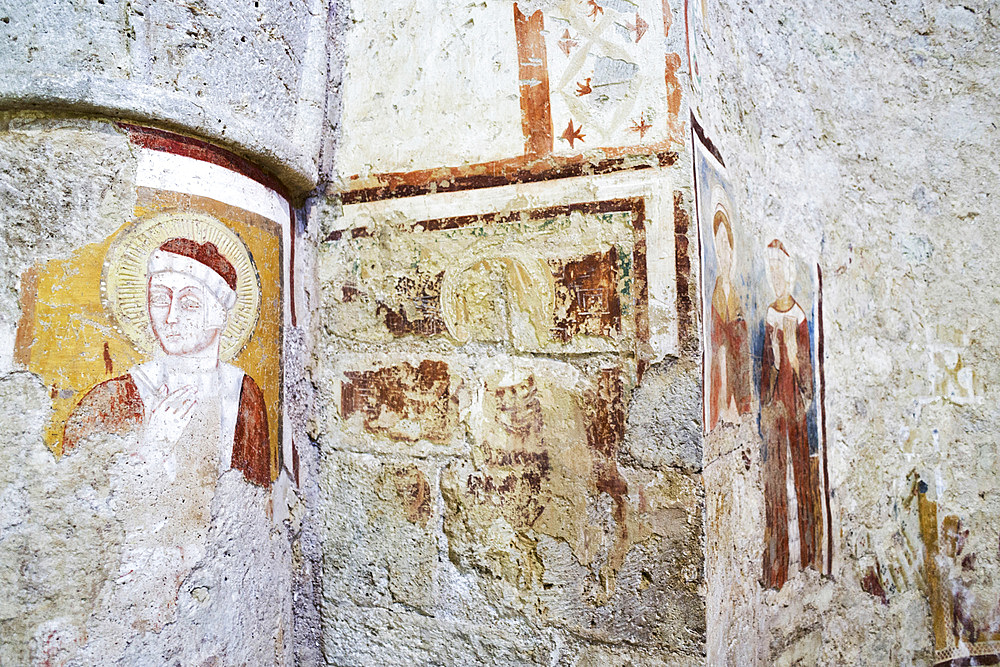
101;212;261;361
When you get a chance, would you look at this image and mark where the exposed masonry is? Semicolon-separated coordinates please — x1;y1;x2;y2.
2;0;998;665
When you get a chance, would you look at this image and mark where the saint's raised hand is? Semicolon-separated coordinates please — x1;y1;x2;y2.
147;383;198;444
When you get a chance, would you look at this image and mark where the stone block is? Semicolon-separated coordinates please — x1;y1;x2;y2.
319;451;440;614
438;356;703;653
321;602;558;667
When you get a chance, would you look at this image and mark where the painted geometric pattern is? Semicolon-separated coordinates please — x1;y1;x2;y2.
545;0;669;153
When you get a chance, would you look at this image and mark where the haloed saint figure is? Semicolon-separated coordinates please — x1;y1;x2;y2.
64;215;270;488
707;197;751;431
59;212;272;638
760;239;820;590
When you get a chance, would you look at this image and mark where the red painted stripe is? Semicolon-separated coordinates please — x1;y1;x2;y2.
119;123;291;202
514;5;553;157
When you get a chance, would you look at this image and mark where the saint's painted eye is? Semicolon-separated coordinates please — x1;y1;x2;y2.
180;295;202;310
150;289;171;308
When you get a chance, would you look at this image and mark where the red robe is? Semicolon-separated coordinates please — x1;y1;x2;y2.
63;373;271;488
760;304;818;590
708;279;751;432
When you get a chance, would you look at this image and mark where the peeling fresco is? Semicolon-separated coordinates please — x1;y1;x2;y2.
758;239;827;590
4;125;292;664
340;360;457;444
325;201;648;357
318;165;701;660
694;118;830;592
694;121;751;435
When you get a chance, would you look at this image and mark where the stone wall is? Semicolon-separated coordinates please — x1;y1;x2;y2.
313;172;704;665
3;0;997;664
0;0;330;190
311;0;706;663
692;0;1000;663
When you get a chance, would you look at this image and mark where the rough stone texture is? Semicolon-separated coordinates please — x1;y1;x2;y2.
0;117;138;375
695;0;1000;663
313;176;705;663
16;0;1000;663
0;0;330;191
0;119;296;665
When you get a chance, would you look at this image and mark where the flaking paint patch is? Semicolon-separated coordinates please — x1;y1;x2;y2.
340;360;458;444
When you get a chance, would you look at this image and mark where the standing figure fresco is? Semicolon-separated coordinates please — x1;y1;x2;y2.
760;239;821;590
707;192;751;431
63;212;271;488
693;122;751;435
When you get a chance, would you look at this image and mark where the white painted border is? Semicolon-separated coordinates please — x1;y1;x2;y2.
135;147;290;225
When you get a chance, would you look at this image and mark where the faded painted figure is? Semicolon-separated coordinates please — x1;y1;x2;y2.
58;218;272;639
64;236;270;487
707;199;751;431
760;239;820;590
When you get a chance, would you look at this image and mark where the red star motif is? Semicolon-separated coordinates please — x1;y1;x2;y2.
560;120;586;148
631;114;652;140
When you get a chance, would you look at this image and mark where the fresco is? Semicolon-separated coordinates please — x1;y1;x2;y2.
64;213;272;486
684;0;705;99
860;471;1000;666
14;127;288;482
7;125;293;661
915;480;1000;666
326;168;680;362
757;240;828;590
694;120;752;434
323;167;695;610
511;0;685;156
326;200;649;358
442;360;649;606
341;360;457;444
694;116;830;591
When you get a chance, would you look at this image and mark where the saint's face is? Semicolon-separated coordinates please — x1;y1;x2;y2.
714;218;733;279
767;248;792;301
148;271;228;356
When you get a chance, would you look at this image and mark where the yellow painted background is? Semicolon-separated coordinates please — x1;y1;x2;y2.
16;188;284;479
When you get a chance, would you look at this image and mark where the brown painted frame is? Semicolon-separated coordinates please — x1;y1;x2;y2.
329;198;651;363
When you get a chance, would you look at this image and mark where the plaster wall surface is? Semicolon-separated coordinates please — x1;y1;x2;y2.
0;118;297;666
0;0;331;191
334;0;524;179
311;0;707;662
693;0;1000;663
331;0;690;184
